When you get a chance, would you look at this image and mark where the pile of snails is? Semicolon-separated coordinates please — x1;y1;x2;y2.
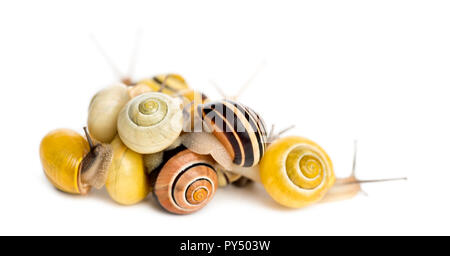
39;40;405;214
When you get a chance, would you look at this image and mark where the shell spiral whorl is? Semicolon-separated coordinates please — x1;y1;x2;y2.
131;98;168;127
260;136;335;208
117;92;183;154
154;149;218;214
286;146;326;189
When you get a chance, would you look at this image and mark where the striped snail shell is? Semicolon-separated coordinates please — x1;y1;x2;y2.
197;100;268;167
117;92;183;154
259;136;335;208
129;74;189;98
232;176;253;187
153;149;218;214
87;83;130;143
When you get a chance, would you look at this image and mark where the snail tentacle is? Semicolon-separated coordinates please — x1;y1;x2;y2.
87;84;130;143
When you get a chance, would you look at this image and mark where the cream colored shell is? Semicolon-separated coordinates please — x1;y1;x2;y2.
117;92;183;154
88;84;130;143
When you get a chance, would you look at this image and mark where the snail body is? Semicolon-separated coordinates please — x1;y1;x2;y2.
88;84;130;143
117;92;183;154
216;168;242;188
153;148;218;214
39;128;112;195
105;136;150;205
143;151;164;175
259;136;335;208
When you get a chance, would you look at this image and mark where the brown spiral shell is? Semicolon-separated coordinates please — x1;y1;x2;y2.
153;149;218;214
197;100;268;167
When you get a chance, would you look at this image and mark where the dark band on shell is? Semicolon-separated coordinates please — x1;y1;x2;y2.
198;100;267;167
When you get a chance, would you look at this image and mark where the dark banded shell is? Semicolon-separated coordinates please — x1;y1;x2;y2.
197;100;267;167
153;149;218;215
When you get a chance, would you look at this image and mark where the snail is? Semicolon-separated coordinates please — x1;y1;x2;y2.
87;76;191;143
87;83;130;143
39;127;112;195
151;147;219;214
181;64;269;167
117;92;184;154
105;136;150;205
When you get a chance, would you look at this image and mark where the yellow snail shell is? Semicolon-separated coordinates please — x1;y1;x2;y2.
259;136;335;208
117;92;183;154
88;84;130;143
39;128;112;195
105;136;150;205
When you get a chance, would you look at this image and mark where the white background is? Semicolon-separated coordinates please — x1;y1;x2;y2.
0;0;449;235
